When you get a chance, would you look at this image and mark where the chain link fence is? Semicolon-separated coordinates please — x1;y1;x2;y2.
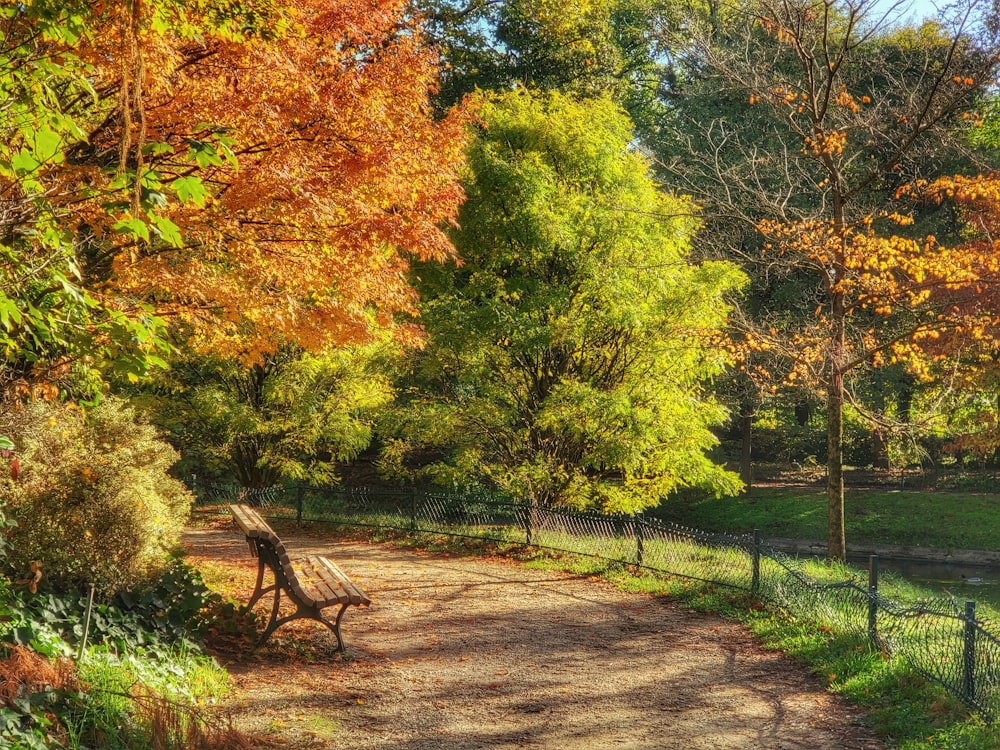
193;480;1000;720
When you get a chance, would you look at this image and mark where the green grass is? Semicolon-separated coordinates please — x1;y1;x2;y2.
63;644;232;748
660;487;1000;550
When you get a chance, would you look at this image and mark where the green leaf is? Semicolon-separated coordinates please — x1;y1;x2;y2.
0;299;23;331
151;215;183;248
33;126;62;163
113;218;150;242
187;140;222;168
11;149;40;175
170;175;208;207
0;437;13;450
143;140;174;157
217;139;239;167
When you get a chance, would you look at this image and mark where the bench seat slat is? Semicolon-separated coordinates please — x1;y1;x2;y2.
301;556;343;602
309;555;370;606
293;558;328;606
300;556;350;606
306;565;343;606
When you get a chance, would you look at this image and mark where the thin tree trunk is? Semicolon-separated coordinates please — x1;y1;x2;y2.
872;429;889;470
739;401;753;496
825;182;849;562
827;372;846;560
827;291;847;561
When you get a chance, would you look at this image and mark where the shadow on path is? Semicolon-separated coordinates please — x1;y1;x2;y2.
184;523;883;750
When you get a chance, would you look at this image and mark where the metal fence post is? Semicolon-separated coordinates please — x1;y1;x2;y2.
964;600;977;703
868;555;879;646
410;489;417;533
751;529;761;596
524;503;533;546
295;484;304;525
77;584;95;662
635;517;644;567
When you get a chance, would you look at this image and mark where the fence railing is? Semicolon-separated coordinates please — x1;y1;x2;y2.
194;481;1000;720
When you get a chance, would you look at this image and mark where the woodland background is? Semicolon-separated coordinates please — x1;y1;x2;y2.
5;0;1000;590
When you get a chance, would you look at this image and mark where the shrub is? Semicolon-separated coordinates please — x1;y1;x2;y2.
0;398;193;597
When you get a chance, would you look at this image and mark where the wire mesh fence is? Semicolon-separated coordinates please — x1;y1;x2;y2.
193;480;1000;721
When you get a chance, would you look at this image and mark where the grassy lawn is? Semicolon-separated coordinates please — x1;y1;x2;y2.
659;485;1000;550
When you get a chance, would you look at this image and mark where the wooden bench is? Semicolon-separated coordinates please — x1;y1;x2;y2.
228;503;370;652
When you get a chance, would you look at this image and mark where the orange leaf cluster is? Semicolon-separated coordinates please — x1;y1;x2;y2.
757;16;796;45
802;129;847;157
835;88;861;114
758;201;1000;381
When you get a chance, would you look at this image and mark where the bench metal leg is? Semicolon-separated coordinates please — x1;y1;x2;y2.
236;539;358;653
245;557;270;609
257;601;349;653
319;603;350;653
257;586;284;644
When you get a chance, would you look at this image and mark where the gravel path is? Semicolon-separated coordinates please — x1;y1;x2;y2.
184;522;884;750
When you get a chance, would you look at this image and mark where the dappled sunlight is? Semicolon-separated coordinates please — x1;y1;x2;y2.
184;524;882;749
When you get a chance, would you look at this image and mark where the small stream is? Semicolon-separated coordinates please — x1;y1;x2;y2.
847;555;1000;609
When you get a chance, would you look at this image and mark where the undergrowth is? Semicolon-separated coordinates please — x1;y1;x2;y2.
0;558;251;749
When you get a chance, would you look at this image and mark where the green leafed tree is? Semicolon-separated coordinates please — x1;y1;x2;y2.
383;90;746;512
133;343;395;488
0;1;174;398
419;0;673;135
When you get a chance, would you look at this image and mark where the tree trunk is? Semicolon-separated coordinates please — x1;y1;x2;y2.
827;296;847;561
871;428;890;470
827;372;846;560
739;401;754;496
825;182;849;562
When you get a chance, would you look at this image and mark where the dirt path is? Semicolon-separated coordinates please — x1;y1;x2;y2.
183;521;884;750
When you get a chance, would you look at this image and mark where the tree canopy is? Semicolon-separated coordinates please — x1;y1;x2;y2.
1;0;470;401
384;90;746;512
11;0;1000;529
654;0;1000;558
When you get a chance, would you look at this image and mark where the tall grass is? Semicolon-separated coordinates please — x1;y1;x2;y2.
64;644;235;748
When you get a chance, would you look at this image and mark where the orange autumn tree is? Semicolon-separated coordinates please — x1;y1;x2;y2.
753;209;1000;558
665;0;1000;559
757;209;999;382
75;0;468;363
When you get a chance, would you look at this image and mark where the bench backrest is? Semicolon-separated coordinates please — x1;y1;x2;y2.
229;503;298;581
230;503;279;544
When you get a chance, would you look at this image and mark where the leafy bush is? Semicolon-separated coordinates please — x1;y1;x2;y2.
0;398;193;597
5;562;260;682
6;561;221;656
